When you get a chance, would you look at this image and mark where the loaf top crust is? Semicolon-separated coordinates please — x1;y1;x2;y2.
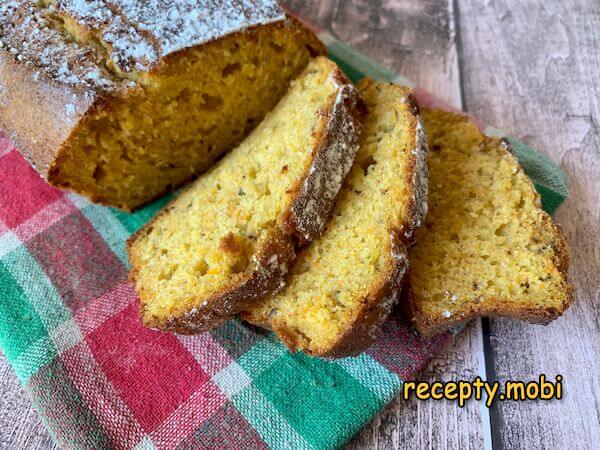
0;0;286;92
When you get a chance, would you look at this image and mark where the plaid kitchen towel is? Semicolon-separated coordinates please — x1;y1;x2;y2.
0;32;568;450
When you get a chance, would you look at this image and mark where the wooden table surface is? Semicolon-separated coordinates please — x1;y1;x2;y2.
1;1;598;449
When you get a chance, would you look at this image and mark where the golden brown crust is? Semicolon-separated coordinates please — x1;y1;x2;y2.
402;126;574;338
127;60;364;334
0;49;95;179
313;230;411;357
132;229;296;334
280;69;366;244
310;86;428;357
241;81;429;357
1;16;325;211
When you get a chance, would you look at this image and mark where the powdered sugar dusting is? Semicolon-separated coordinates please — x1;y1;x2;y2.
111;0;284;58
101;14;158;72
290;80;363;243
64;103;76;115
62;0;284;69
410;113;429;230
1;0;285;90
0;0;115;91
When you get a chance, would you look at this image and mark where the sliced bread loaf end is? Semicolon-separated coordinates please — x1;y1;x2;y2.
242;79;428;357
128;57;364;334
1;1;325;210
404;109;573;337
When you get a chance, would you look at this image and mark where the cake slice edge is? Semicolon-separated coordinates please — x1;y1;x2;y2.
313;81;429;357
241;79;429;357
402;110;573;338
127;57;365;334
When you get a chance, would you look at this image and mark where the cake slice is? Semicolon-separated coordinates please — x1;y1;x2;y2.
404;109;573;337
128;57;364;333
242;79;428;357
0;0;325;210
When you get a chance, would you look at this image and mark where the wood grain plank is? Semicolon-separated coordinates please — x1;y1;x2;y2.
282;1;487;449
354;323;486;450
12;0;600;448
284;0;462;105
456;0;600;448
0;1;488;449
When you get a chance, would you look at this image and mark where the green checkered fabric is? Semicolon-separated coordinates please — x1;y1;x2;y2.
0;30;568;450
